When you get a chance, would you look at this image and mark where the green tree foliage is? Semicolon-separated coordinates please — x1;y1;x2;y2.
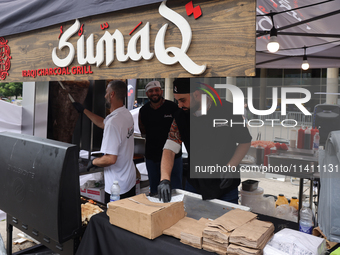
0;82;22;99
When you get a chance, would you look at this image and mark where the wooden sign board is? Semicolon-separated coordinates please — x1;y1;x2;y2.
2;0;255;82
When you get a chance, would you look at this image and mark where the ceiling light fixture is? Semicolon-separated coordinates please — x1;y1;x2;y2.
301;46;310;70
267;13;280;53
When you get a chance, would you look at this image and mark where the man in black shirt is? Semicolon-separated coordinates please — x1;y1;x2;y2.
158;78;252;203
139;80;183;195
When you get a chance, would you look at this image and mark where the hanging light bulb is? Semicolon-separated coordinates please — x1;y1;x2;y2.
267;13;279;53
267;33;279;53
301;47;309;70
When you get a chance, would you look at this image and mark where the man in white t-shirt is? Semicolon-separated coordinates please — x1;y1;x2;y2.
73;80;136;203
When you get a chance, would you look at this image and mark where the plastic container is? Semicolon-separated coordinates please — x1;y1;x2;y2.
275;194;288;207
256;146;264;165
240;187;264;207
110;181;120;202
289;128;297;148
297;126;305;149
304;127;311;149
241;179;259;192
313;132;320;151
299;201;314;234
289;196;299;211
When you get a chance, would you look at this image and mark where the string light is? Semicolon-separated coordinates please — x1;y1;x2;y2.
267;14;280;53
301;46;309;70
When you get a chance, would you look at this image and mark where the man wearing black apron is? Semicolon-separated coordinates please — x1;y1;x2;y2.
158;78;252;203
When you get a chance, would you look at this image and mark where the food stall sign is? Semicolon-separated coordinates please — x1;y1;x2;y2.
3;0;255;82
52;2;206;75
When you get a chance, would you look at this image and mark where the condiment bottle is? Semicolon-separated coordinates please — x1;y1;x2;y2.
304;127;311;150
290;128;297;148
275;194;288;207
313;132;320;152
297;126;305;149
289;196;299;211
310;127;318;149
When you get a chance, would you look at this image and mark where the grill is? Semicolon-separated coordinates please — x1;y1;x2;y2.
0;132;82;254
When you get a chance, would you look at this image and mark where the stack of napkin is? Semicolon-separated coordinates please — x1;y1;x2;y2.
163;217;210;249
202;209;257;255
163;208;275;255
228;219;274;254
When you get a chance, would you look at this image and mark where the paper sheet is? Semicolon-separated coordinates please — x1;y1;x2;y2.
147;194;184;203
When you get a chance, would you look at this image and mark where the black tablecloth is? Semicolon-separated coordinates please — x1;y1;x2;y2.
76;212;212;255
76;212;298;255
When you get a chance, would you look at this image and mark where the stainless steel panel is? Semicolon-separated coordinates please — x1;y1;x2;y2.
22;82;49;138
21;82;36;135
34;82;49;138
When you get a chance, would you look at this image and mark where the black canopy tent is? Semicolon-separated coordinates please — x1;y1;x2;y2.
0;0;163;37
255;0;340;69
0;0;339;69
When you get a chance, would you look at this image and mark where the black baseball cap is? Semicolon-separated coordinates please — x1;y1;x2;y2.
173;78;201;94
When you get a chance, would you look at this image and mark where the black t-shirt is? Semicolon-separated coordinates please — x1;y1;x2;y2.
140;100;182;162
175;101;252;200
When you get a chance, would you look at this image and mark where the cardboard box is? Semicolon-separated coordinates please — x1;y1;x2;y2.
80;186;105;203
107;194;185;239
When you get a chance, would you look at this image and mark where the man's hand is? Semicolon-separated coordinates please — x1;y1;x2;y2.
86;159;97;171
158;180;171;203
72;102;85;113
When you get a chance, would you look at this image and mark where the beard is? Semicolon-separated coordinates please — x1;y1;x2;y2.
105;100;111;109
149;95;162;103
189;96;200;113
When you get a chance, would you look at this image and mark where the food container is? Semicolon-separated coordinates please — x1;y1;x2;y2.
242;179;259;192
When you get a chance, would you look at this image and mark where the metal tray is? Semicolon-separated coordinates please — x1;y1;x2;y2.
172;189;250;220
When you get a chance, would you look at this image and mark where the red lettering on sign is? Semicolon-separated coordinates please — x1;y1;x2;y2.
58;26;63;39
0;37;11;80
21;65;94;77
88;66;93;74
72;66;77;74
78;24;84;36
100;22;109;30
129;22;142;35
185;1;202;19
87;190;100;196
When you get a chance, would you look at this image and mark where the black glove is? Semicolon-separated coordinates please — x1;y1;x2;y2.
72;102;85;113
158;180;171;203
86;159;97;171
